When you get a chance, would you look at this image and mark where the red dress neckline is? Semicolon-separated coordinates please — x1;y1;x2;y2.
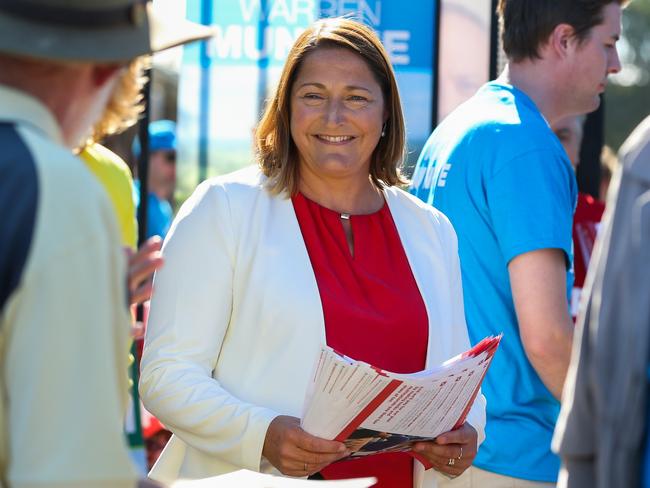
292;192;429;487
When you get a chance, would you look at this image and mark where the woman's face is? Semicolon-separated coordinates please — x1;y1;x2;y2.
290;47;386;183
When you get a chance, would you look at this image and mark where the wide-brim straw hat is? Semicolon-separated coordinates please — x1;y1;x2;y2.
0;0;214;62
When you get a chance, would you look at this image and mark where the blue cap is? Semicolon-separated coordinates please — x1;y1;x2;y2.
133;119;177;157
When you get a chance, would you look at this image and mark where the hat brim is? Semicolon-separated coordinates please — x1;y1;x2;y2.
149;5;214;54
0;3;213;63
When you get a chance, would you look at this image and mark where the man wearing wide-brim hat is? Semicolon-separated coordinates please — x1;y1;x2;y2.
0;2;212;487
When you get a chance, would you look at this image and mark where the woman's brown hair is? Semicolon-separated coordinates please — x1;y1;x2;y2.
255;17;406;195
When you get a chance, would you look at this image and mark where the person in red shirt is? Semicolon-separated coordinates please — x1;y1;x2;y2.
141;408;172;470
552;115;606;320
140;18;485;488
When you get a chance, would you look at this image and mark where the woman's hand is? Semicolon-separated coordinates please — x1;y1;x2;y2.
412;423;478;478
262;416;350;477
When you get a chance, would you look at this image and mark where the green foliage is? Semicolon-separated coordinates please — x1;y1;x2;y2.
620;0;650;84
605;84;650;150
605;0;650;150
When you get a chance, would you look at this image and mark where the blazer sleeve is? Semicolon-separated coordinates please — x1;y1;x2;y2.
139;180;279;471
443;213;487;447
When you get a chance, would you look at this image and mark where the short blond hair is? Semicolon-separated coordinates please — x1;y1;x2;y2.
89;55;150;143
255;18;407;196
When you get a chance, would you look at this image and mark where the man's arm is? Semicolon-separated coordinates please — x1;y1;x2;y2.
509;248;574;399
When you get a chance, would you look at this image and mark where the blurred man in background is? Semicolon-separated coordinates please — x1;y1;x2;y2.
0;1;211;486
552;115;605;321
134;119;177;240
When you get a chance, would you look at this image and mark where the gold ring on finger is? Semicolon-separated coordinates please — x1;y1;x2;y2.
458;446;463;460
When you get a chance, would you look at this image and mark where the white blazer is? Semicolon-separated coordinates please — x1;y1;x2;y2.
139;166;486;487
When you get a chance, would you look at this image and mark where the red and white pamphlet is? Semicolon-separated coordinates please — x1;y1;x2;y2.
301;335;501;462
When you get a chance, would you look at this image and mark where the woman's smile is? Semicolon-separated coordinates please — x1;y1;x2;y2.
314;134;355;144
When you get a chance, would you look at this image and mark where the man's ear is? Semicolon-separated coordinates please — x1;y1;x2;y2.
549;23;577;59
91;64;122;87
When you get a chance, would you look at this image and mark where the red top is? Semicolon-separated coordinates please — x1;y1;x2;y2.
292;192;429;488
571;192;605;320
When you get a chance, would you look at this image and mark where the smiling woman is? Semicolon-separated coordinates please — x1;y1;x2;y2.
139;17;485;488
290;47;386;199
256;18;405;199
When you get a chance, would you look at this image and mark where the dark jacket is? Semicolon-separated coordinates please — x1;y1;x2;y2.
554;115;650;488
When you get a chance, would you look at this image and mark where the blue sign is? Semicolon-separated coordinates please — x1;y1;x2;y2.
177;0;436;194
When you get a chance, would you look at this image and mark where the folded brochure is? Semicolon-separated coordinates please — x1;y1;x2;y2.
301;335;501;464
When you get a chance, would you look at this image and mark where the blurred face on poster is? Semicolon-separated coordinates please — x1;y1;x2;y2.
437;2;490;122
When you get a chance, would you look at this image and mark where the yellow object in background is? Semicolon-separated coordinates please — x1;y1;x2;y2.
80;143;137;249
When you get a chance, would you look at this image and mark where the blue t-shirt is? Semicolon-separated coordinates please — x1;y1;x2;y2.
410;81;577;482
133;181;173;240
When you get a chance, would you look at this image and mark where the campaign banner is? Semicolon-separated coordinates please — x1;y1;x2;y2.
437;0;492;123
177;0;436;197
